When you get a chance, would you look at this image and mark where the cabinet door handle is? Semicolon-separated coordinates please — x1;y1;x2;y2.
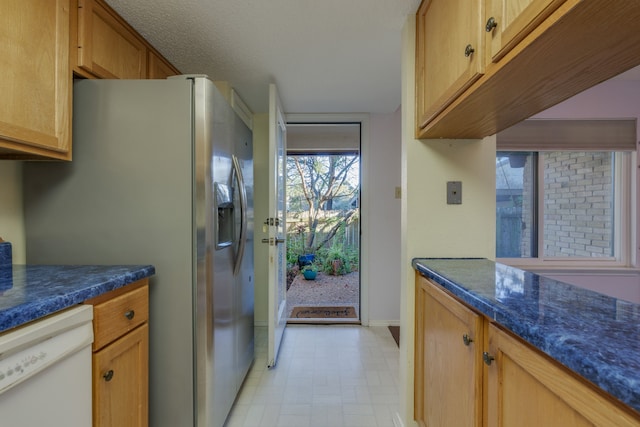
462;334;473;346
124;310;135;320
103;369;114;381
485;17;497;32
482;352;495;366
464;44;475;57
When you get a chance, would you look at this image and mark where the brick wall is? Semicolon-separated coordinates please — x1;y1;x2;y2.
541;152;613;257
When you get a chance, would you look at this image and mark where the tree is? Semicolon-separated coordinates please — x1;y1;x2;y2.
287;154;359;254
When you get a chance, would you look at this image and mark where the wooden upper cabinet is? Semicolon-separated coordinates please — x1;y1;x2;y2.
416;0;640;139
77;0;147;79
415;0;485;132
485;0;565;62
147;50;180;79
0;0;71;160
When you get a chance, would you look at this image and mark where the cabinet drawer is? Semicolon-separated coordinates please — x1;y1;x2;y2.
92;284;148;350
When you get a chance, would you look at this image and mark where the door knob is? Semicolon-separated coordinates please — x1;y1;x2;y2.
464;44;475;57
485;17;497;32
483;352;495;366
103;370;114;381
462;334;473;346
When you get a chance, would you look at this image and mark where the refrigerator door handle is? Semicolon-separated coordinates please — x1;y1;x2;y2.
232;155;248;276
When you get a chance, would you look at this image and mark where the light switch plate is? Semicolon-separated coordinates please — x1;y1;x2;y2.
447;181;462;204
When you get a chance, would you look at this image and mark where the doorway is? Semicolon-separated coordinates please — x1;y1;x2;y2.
285;123;361;323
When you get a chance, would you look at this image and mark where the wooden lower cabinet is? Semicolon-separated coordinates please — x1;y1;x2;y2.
486;324;640;427
86;279;149;427
415;273;483;427
415;272;640;427
94;323;149;427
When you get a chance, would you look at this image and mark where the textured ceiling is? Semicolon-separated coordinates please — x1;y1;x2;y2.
104;0;421;115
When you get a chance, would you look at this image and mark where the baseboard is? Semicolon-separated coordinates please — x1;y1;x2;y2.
368;319;400;327
392;412;404;427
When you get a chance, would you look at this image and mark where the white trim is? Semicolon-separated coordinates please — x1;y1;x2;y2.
392;412;405;427
527;268;640;275
286;113;371;326
231;89;253;130
368;319;401;327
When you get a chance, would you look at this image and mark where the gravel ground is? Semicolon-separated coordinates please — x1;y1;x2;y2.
286;271;360;319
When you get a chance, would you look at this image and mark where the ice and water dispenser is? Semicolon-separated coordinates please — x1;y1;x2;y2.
215;182;234;249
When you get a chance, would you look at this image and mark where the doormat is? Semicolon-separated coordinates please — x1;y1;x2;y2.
290;306;357;319
388;326;400;347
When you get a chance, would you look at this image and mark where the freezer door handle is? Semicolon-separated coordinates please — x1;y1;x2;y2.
232;155;248;276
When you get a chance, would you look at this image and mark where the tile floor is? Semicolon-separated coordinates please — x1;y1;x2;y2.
224;325;401;427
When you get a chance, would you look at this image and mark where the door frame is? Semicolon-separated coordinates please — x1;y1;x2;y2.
286;113;370;326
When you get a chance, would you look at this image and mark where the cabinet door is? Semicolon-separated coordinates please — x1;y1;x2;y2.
93;324;149;427
77;0;147;78
486;324;640;427
415;0;484;131
415;275;483;427
0;0;71;160
147;50;180;79
485;0;565;62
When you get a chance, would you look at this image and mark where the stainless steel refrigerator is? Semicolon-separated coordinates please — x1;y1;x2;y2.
23;76;254;427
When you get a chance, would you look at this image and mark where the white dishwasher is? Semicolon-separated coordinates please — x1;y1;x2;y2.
0;304;93;427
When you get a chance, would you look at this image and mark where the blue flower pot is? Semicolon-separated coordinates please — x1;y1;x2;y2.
298;254;315;268
303;270;317;280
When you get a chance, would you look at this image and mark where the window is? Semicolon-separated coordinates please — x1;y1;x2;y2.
496;150;632;266
496;119;636;267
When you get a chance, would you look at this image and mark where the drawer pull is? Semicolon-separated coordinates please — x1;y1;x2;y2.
124;310;135;320
462;334;473;346
483;352;495;366
485;17;497;32
103;370;114;382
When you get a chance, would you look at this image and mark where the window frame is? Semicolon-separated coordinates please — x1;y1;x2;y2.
497;151;634;269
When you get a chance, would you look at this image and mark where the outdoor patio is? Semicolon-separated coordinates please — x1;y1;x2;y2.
286;271;360;322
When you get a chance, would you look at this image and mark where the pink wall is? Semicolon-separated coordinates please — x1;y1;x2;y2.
368;108;402;323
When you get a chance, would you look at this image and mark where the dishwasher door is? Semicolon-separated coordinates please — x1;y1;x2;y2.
0;305;94;427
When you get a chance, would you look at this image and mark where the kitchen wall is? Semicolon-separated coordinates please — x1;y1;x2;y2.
368;108;402;325
398;17;497;427
252;110;403;326
0;162;26;263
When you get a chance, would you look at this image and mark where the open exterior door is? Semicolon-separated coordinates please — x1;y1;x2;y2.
266;83;287;368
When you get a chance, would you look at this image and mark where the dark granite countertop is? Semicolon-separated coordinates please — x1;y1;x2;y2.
412;258;640;414
0;264;155;333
